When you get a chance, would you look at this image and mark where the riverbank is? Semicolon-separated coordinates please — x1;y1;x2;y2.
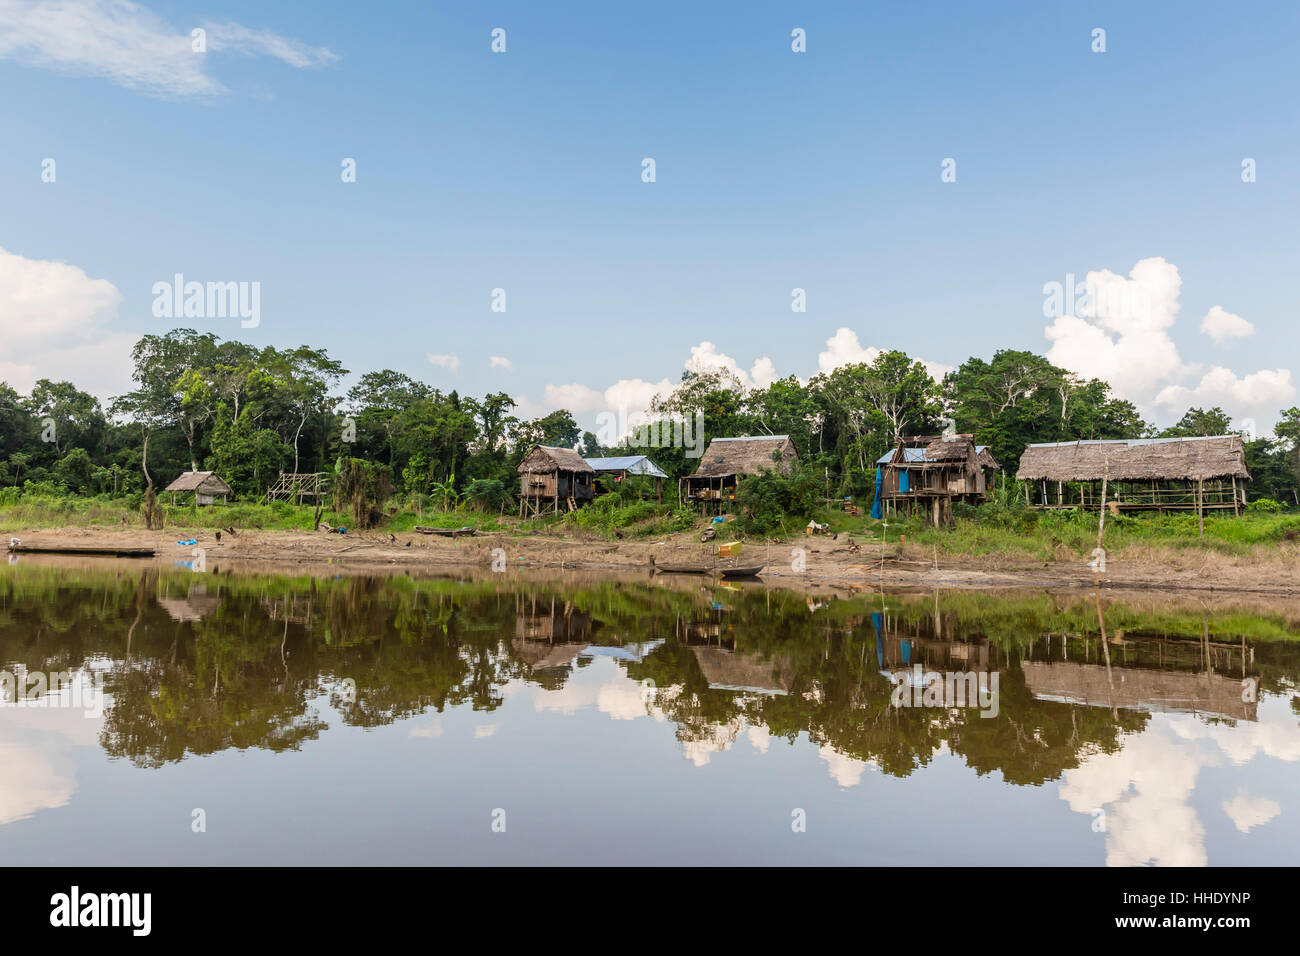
4;524;1297;595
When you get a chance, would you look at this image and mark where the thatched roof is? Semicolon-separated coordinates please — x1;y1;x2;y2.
1016;436;1249;482
921;435;976;462
691;436;798;478
974;447;1001;470
517;445;593;474
164;471;232;494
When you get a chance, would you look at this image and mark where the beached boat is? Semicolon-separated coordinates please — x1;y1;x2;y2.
717;565;764;579
6;544;157;557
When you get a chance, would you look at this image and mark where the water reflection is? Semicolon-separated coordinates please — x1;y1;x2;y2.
1;564;1297;864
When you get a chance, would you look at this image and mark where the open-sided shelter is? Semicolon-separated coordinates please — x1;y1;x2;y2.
1015;436;1249;515
682;435;798;514
164;470;232;506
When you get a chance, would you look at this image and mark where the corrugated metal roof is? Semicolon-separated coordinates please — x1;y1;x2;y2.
584;455;668;478
876;446;990;465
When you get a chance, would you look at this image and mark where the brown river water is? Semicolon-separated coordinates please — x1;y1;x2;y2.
1;559;1297;865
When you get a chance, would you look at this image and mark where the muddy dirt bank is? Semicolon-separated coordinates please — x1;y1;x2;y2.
4;525;1297;596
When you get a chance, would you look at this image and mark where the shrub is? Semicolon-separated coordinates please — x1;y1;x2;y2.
1247;497;1285;513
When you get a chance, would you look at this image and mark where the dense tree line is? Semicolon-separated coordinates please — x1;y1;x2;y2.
2;329;1298;506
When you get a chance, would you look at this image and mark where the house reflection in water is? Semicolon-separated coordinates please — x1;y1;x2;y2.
1022;628;1259;721
155;585;221;623
513;594;593;681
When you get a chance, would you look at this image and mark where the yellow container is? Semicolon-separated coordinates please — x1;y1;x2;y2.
716;541;743;557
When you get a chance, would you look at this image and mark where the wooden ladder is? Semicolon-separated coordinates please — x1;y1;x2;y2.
567;496;577;512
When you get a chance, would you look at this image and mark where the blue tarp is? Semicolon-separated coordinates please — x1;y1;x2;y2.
900;470;910;493
871;467;883;519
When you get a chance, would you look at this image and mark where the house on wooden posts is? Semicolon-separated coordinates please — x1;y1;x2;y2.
1015;436;1250;515
584;454;668;502
874;435;998;525
164;470;232;506
517;445;595;516
681;435;799;514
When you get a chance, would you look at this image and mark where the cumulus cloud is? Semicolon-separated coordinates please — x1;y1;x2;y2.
1045;257;1189;400
426;353;460;373
1200;306;1254;344
685;341;776;389
817;327;952;383
542;382;604;413
1155;366;1295;417
0;246;134;399
1044;258;1293;432
0;0;337;98
488;355;512;370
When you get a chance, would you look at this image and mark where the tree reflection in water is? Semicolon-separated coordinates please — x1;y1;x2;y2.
0;566;1295;784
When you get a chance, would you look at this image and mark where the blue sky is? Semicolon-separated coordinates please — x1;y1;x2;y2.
1;0;1297;432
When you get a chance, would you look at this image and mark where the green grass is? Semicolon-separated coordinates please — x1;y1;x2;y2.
805;505;1300;560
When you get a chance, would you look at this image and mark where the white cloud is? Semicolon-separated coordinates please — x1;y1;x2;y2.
1045;257;1189;400
488;355;512;370
1044;258;1293;431
1222;790;1280;833
817;327;952;383
1200;306;1254;344
0;0;336;98
426;353;460;373
602;377;674;417
1155;367;1295;418
0;246;133;399
685;341;776;389
543;382;604;413
202;21;338;69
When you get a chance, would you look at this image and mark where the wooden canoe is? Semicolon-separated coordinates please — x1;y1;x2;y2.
6;544;157;557
654;565;713;575
717;565;764;578
412;526;477;537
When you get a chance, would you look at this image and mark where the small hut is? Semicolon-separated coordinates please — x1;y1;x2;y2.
584;454;668;502
164;470;232;506
1015;436;1250;515
875;435;996;525
682;435;798;514
517;445;595;516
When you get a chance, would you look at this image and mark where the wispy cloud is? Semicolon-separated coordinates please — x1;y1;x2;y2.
489;355;512;370
0;0;337;98
427;353;460;373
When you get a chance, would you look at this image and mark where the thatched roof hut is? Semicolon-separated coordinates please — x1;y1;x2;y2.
163;470;232;505
517;445;593;475
691;435;798;478
1016;436;1249;482
517;445;595;515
